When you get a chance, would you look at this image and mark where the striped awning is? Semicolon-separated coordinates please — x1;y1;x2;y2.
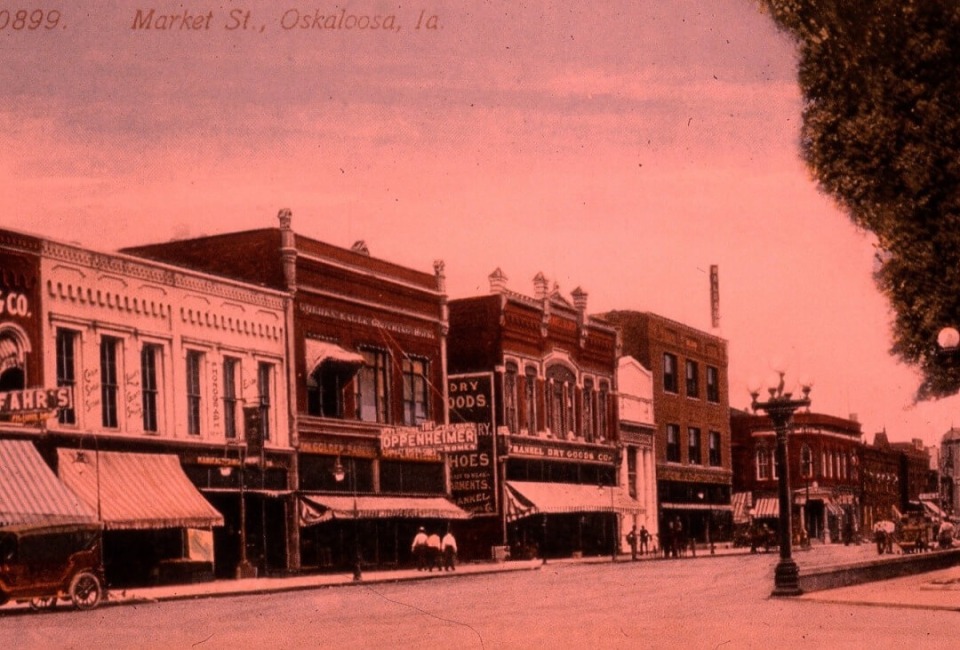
731;492;752;524
825;502;845;517
299;493;470;526
751;497;779;519
304;340;364;373
0;439;95;527
57;449;223;530
504;481;644;522
921;498;945;519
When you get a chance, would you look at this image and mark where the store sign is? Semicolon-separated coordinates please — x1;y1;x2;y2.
380;422;478;453
508;437;616;465
448;373;498;516
0;387;72;415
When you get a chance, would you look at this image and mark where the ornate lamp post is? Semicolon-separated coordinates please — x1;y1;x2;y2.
750;371;812;597
333;456;362;581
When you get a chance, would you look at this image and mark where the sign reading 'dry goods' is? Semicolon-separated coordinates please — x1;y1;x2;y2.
448;373;498;516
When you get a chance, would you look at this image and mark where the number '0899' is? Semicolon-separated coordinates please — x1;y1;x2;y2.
0;9;62;30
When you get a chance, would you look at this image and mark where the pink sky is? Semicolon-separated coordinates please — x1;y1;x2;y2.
2;1;956;448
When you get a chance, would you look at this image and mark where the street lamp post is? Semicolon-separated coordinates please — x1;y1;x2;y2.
750;371;812;597
333;456;362;581
223;442;256;579
698;491;715;555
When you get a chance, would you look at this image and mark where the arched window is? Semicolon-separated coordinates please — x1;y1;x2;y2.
546;365;576;436
800;444;813;479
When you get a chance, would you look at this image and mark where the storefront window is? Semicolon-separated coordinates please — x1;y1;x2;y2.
185;349;202;435
356;348;389;423
402;357;429;425
101;336;120;429
56;328;77;425
504;362;519;434
524;366;537;433
141;344;160;433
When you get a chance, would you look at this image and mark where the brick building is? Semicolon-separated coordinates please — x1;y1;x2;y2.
446;270;641;560
731;410;862;544
124;210;467;573
602;311;732;543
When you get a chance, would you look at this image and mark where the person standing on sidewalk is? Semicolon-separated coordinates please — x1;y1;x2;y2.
412;526;429;570
426;531;442;571
639;525;650;556
626;526;638;561
442;530;458;571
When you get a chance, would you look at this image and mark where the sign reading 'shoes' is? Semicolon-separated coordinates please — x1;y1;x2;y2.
0;387;73;414
380;422;479;453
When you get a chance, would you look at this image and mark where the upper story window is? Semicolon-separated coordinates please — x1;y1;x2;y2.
666;423;681;462
546;365;576;437
688;427;702;464
663;353;678;393
800;444;814;478
258;362;273;442
598;380;610;441
186;350;203;435
223;357;239;439
504;362;519;434
706;366;720;403
708;431;721;467
627;448;638;499
756;447;772;480
307;359;356;419
582;378;595;441
523;366;537;433
402;357;429;425
56;328;78;425
685;360;699;399
356;348;389;423
100;336;120;429
141;344;161;433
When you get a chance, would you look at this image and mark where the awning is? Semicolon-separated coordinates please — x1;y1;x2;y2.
305;340;364;372
751;497;779;519
825;502;845;517
57;449;223;530
731;492;752;525
504;481;644;522
299;493;470;526
921;498;946;519
0;439;95;526
660;502;734;512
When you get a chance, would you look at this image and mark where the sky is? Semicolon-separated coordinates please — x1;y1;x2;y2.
2;1;957;449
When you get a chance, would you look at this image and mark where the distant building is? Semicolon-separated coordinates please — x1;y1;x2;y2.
731;410;861;543
602;311;732;544
617;356;658;548
942;428;960;516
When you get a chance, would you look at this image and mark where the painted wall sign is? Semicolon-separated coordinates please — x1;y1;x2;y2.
508;436;616;465
380;421;478;453
448;372;498;516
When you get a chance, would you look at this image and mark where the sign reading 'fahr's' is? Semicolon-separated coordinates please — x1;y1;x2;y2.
380;422;479;453
0;387;73;413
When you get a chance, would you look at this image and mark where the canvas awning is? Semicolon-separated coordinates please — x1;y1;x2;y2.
751;497;779;519
731;492;752;525
57;449;223;530
305;340;364;372
921;498;946;519
0;439;95;526
659;502;734;512
504;481;644;522
825;502;845;517
299;493;470;526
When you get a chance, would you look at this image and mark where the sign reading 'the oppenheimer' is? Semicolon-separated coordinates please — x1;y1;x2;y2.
380;422;478;453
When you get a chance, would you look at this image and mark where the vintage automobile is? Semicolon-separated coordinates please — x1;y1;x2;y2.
0;521;105;611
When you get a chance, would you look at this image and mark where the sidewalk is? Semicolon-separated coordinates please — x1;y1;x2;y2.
104;558;545;607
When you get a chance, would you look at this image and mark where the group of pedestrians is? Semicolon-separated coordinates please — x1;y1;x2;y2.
625;524;651;560
411;526;458;571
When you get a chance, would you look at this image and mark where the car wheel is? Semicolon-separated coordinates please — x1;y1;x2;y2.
69;571;102;610
29;596;58;611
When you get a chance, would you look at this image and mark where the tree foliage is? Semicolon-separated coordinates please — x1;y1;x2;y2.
756;0;960;399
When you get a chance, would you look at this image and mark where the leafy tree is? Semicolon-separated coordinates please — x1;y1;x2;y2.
756;0;960;399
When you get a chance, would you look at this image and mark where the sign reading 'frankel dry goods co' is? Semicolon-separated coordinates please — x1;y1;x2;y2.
380;422;479;453
448;373;498;516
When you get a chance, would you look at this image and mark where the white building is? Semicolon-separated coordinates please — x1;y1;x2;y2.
617;355;658;551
